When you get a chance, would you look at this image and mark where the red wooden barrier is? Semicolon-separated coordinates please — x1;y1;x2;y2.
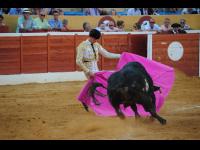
0;33;199;76
0;36;21;74
48;35;75;72
101;34;130;70
21;36;48;73
152;33;199;76
128;34;147;57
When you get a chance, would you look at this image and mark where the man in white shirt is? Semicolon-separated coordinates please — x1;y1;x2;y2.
141;19;161;31
76;29;121;79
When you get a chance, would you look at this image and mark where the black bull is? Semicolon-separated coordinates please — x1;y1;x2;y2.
86;62;166;125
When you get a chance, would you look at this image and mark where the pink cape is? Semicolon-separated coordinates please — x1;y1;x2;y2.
77;52;175;117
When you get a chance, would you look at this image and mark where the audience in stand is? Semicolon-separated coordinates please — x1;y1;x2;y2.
107;20;119;32
0;15;6;26
110;9;117;16
62;19;69;31
8;8;22;15
84;8;102;16
83;22;92;32
33;10;50;30
160;18;172;32
0;8;196;33
16;8;34;33
127;8;141;16
170;23;187;34
179;19;191;30
48;9;63;30
116;20;125;31
132;22;141;31
141;19;161;31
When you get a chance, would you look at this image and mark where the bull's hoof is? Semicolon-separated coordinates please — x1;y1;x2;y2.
135;115;141;119
160;119;167;125
118;114;125;120
149;116;155;121
82;102;89;112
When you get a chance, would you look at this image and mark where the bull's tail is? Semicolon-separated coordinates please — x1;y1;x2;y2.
88;82;107;105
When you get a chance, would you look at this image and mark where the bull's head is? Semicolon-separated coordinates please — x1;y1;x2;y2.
129;79;156;112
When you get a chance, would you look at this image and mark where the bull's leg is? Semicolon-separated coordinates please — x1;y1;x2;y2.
149;94;156;121
92;96;101;105
149;111;166;125
112;103;125;120
81;102;89;112
130;104;140;118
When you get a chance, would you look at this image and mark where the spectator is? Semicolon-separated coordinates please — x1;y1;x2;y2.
152;8;160;15
127;8;141;16
0;15;5;26
16;8;34;33
143;8;155;15
197;8;200;14
141;19;160;31
116;20;125;31
170;23;186;34
0;8;3;15
8;8;22;15
96;23;109;32
30;8;40;15
48;10;63;29
141;19;159;31
179;19;190;30
110;9;117;16
160;18;172;32
62;19;69;31
33;11;50;30
31;8;52;15
132;22;141;31
181;8;194;14
140;8;149;15
84;8;102;16
49;8;62;15
43;8;54;15
100;9;109;15
1;8;10;14
107;21;119;32
83;22;92;32
96;20;110;32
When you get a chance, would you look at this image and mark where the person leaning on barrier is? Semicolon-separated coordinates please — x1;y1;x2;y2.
76;29;121;79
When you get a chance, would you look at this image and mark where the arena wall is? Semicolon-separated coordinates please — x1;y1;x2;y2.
0;32;199;85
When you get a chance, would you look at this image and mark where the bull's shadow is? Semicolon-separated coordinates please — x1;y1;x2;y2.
87;62;166;125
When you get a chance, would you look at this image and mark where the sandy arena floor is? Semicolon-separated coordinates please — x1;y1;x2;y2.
0;70;200;140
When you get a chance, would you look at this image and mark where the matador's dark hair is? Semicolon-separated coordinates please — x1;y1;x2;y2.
89;29;101;39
